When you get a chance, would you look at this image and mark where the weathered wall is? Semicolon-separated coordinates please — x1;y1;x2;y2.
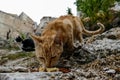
0;11;35;40
36;16;56;33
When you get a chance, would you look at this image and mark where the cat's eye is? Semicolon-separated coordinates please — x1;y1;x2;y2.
56;44;60;47
51;56;56;59
39;57;45;60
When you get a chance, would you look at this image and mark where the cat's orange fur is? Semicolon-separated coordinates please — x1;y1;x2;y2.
31;15;105;68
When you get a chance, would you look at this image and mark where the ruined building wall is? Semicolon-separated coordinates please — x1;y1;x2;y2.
0;11;35;40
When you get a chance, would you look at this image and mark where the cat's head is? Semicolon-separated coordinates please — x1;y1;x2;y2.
30;34;63;68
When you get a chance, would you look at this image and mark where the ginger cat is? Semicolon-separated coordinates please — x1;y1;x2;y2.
31;15;105;68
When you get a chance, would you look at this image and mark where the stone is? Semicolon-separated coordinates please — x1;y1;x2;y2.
36;16;56;33
0;66;28;73
0;72;62;80
115;74;120;80
0;38;6;48
105;69;116;74
103;27;120;39
0;10;35;40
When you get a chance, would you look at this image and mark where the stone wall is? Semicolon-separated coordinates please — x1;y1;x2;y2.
0;11;35;40
36;16;56;33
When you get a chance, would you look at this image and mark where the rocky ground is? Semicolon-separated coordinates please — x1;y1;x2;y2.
0;27;120;80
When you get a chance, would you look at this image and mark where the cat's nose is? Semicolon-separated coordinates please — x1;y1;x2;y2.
46;62;52;68
46;64;52;68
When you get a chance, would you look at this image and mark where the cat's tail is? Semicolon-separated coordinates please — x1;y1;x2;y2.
83;22;105;35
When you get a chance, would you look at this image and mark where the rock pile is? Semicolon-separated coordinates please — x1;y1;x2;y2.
0;27;120;80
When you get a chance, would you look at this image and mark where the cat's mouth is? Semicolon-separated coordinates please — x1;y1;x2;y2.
30;65;71;73
53;65;71;69
38;67;71;73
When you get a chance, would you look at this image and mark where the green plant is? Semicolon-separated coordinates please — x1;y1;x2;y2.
74;0;120;30
16;30;27;40
67;7;73;15
75;0;115;16
1;52;35;60
0;52;35;65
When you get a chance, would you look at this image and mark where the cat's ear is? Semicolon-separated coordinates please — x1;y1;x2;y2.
54;31;63;46
30;34;42;44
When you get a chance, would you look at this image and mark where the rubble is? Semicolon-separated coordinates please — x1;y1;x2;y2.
0;27;120;80
0;10;120;80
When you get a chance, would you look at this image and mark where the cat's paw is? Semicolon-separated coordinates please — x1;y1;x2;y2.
39;67;46;72
39;67;59;72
